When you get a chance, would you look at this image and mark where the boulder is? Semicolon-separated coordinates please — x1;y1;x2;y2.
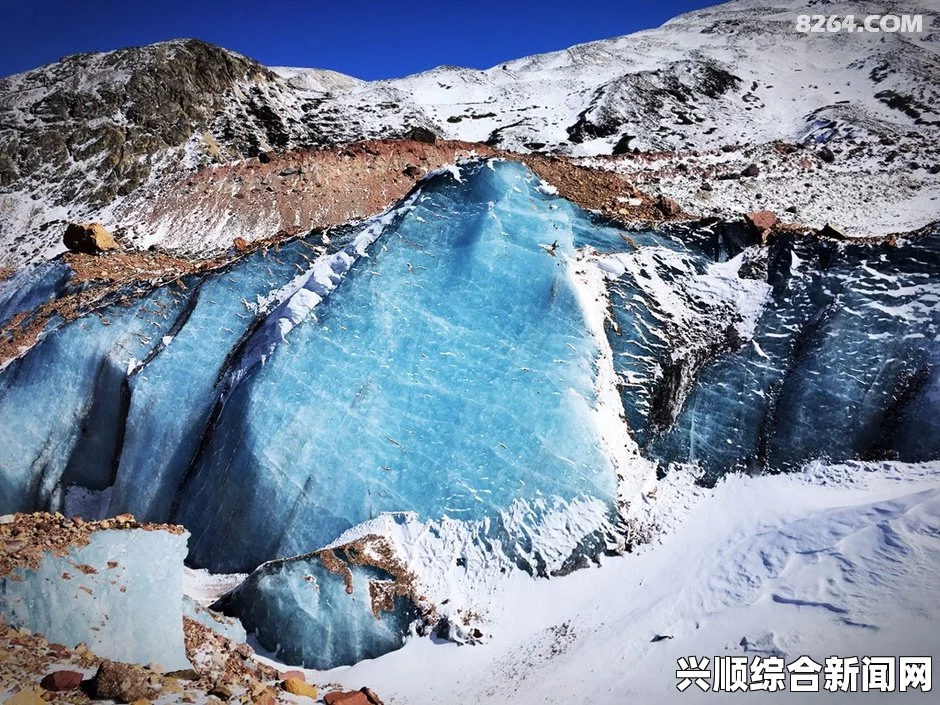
63;222;118;254
233;237;249;252
744;210;777;237
40;670;84;691
655;195;684;218
740;163;760;177
407;127;437;144
324;692;370;705
282;678;318;699
93;660;152;703
4;688;46;705
324;688;383;705
817;146;836;163
817;223;846;240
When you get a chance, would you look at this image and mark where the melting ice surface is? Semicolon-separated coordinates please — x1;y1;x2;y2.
1;159;939;668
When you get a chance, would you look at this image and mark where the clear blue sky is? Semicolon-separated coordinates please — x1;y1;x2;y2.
2;0;721;80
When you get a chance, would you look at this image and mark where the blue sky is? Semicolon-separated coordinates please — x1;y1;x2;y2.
2;0;721;79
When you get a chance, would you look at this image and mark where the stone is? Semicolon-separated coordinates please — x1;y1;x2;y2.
407;127;437;144
817;222;846;240
817;146;836;163
94;660;151;703
252;691;277;705
63;222;119;254
282;678;318;699
740;163;760;177
324;689;383;705
39;670;84;691
233;237;249;251
655;195;684;218
209;683;234;700
744;210;777;237
279;670;305;681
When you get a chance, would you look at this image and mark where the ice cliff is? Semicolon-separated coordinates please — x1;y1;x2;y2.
1;159;938;667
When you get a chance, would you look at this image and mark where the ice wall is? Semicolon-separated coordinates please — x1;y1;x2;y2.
179;161;618;573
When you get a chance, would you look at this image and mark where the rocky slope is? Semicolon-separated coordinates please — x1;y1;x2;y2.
1;0;937;264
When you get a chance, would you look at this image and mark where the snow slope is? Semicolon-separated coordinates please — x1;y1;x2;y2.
1;0;938;264
316;460;940;703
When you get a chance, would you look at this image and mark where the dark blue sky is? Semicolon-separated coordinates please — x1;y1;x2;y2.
2;0;721;80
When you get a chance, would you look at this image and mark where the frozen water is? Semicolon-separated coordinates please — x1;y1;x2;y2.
215;549;417;669
178;160;618;573
1;160;939;671
0;284;191;514
0;528;191;670
647;231;940;479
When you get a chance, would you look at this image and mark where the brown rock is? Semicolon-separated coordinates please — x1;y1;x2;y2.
39;670;84;691
654;195;684;218
279;670;305;681
282;678;318;699
324;692;367;705
252;691;277;705
209;683;234;700
63;222;119;255
740;163;760;177
744;210;777;238
233;237;249;251
94;660;151;703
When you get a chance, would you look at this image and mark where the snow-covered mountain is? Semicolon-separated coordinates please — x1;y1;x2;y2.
1;0;938;264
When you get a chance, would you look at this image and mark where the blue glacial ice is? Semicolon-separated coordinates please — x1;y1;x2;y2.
177;160;619;573
1;158;939;669
0;528;191;670
214;546;417;669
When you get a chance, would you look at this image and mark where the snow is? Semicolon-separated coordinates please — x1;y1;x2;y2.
308;460;940;703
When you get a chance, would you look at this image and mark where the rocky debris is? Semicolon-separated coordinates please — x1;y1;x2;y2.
39;669;84;691
181;617;279;694
93;660;152;702
324;688;384;705
63;223;119;255
0;610;325;705
3;687;46;705
232;237;249;251
0;512;184;578
740;163;760;177
744;210;777;239
578;137;939;238
281;678;318;699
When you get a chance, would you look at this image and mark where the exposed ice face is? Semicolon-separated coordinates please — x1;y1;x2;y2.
1;160;939;671
178;160;619;573
646;232;940;480
0;528;191;670
214;547;417;669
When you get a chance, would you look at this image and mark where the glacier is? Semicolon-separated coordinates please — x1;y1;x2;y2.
0;159;938;668
0;527;191;670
